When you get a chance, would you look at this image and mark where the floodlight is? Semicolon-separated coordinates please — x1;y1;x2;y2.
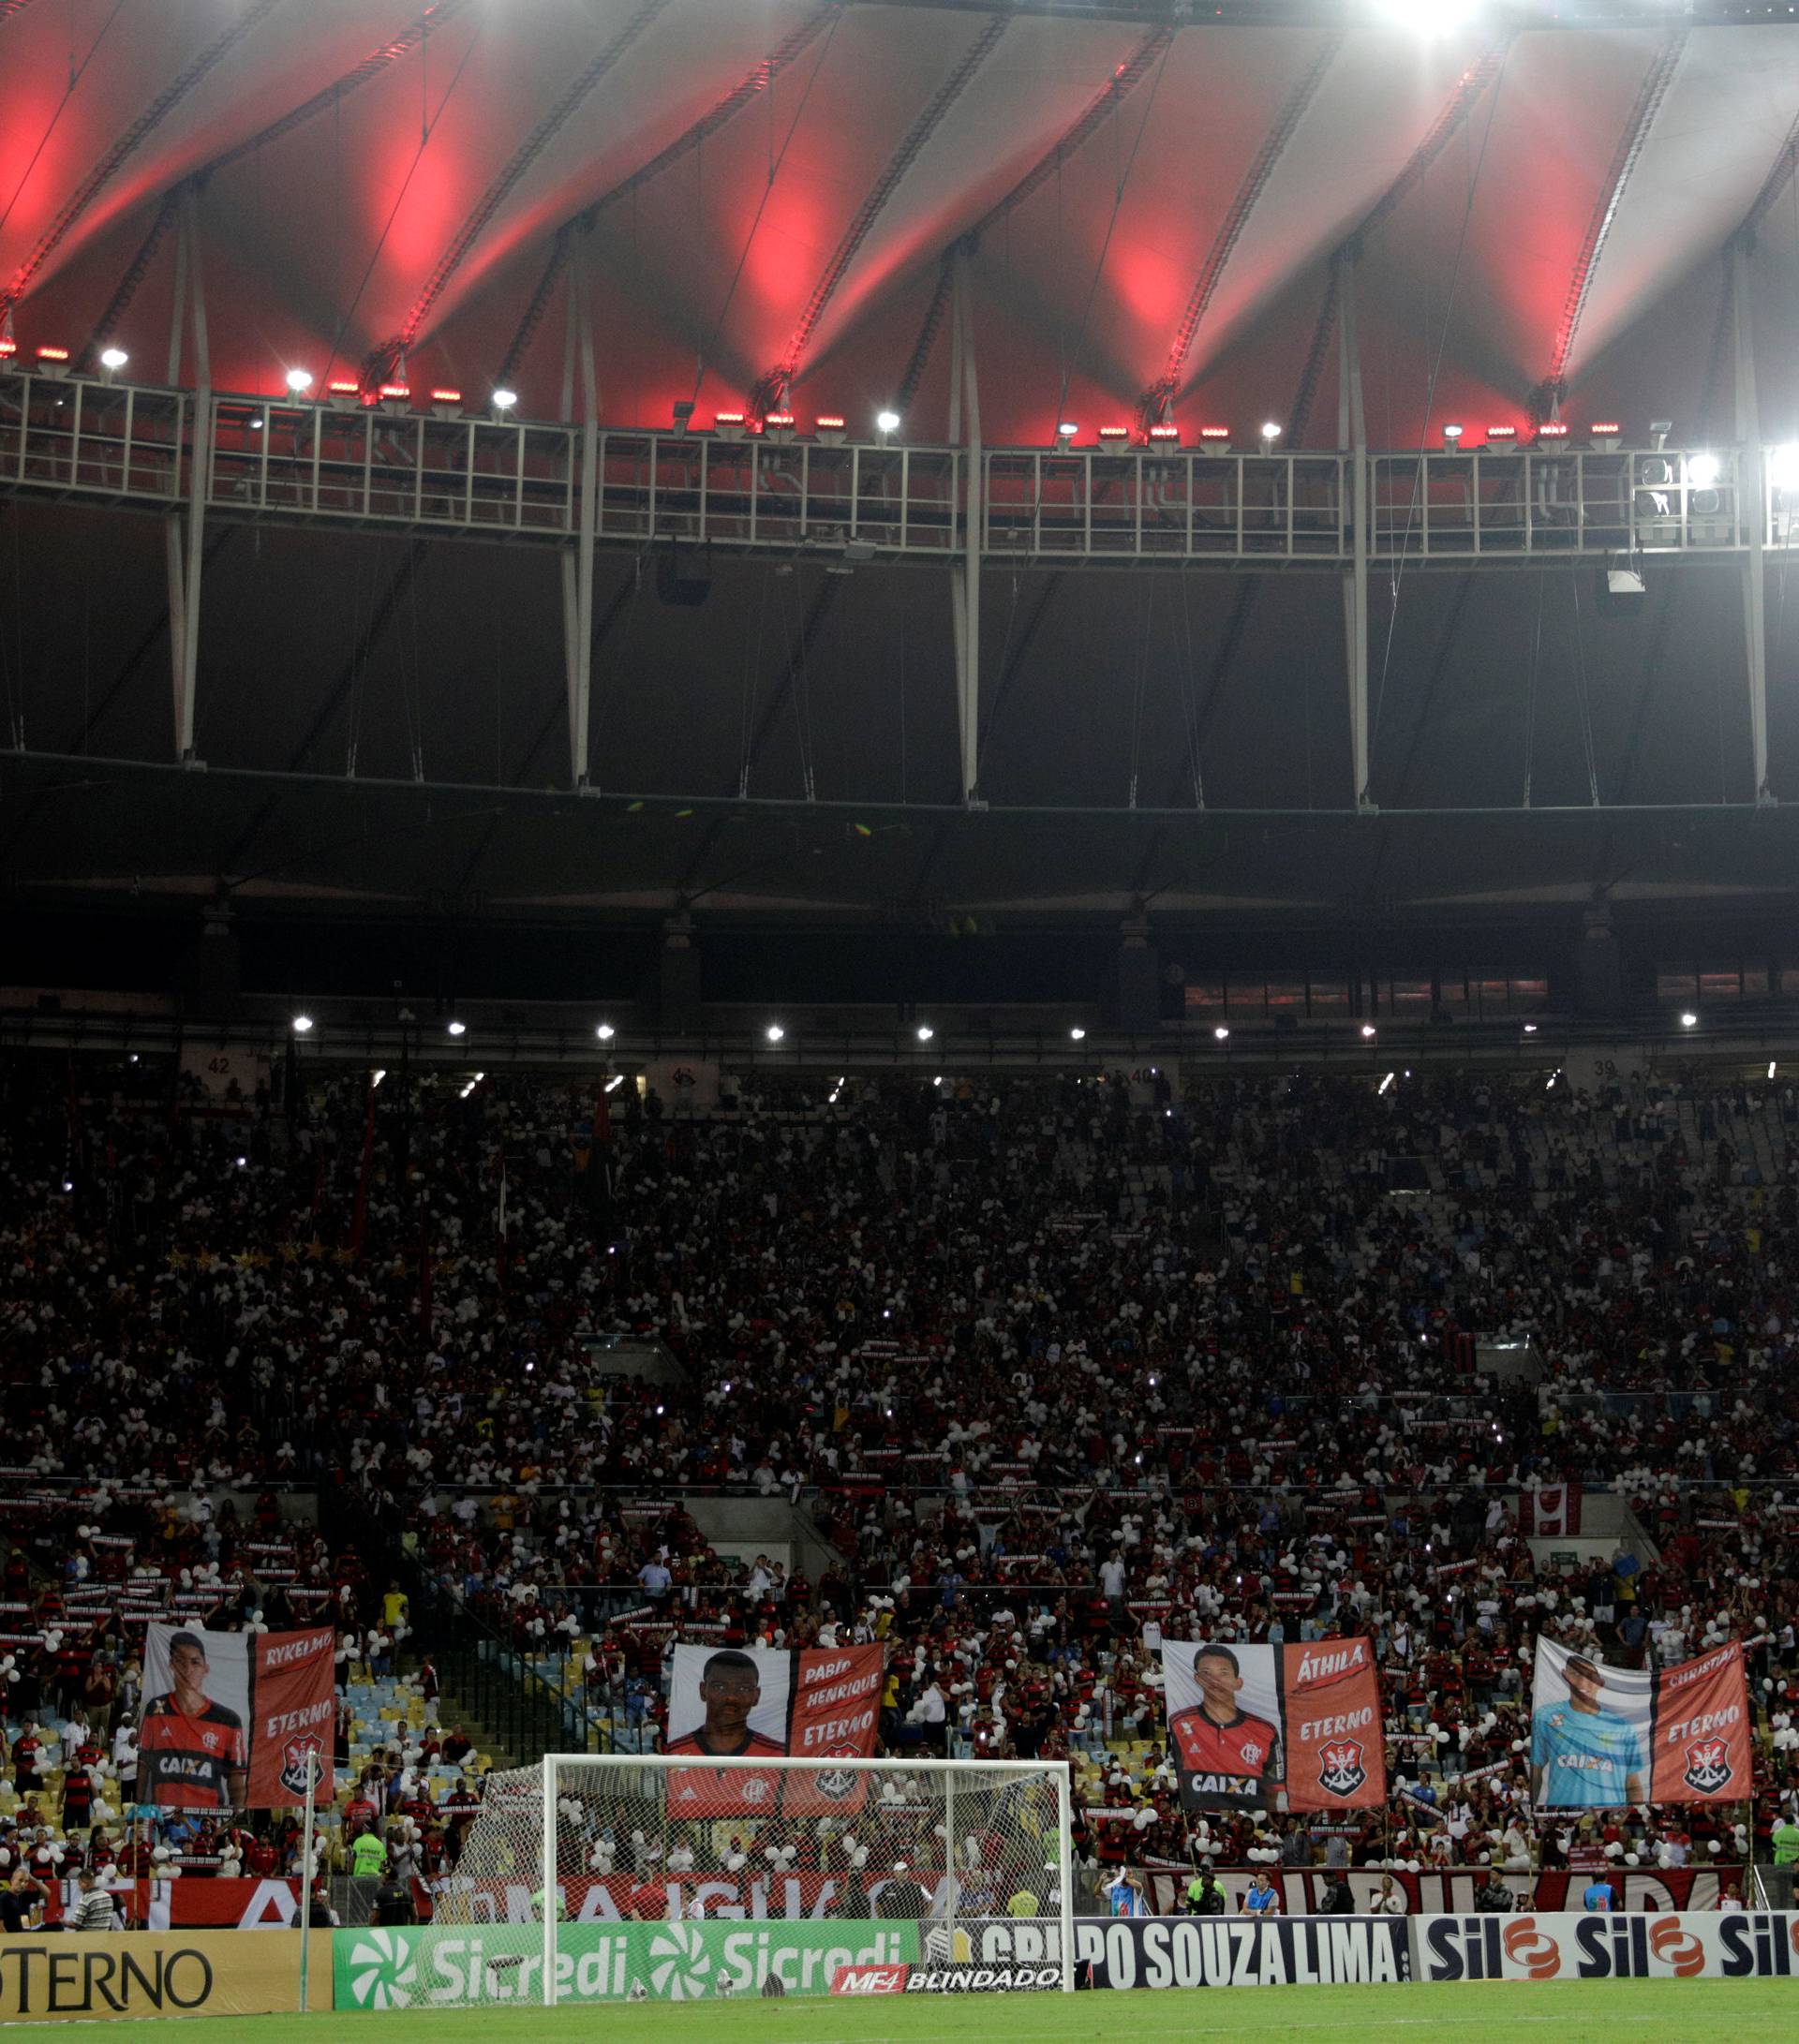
446;1019;467;1038
876;408;900;436
1770;445;1799;492
1686;452;1720;489
766;1024;785;1043
1375;0;1475;28
1069;1027;1087;1042
98;347;128;373
491;388;518;412
286;367;314;393
916;1025;934;1042
595;1023;615;1042
291;1015;314;1035
1259;421;1282;444
1213;1026;1230;1042
1680;1011;1698;1029
1441;423;1464;445
1360;1023;1376;1039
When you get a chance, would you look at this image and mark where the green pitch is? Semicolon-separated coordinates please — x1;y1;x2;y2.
26;1981;1799;2044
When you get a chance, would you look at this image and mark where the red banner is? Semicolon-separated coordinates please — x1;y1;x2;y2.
1533;1637;1750;1811
118;1863;1752;1931
1520;1483;1582;1536
1650;1642;1753;1804
1161;1637;1385;1811
141;1624;333;1812
1279;1638;1388;1811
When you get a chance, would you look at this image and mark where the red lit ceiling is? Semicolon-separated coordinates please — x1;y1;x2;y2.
4;0;1799;447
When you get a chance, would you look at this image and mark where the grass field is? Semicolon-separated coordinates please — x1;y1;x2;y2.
19;1981;1799;2043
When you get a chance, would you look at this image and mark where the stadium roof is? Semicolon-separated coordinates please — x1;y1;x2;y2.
5;0;1799;441
4;0;1799;926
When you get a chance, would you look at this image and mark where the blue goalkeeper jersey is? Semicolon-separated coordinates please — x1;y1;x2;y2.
1531;1702;1645;1808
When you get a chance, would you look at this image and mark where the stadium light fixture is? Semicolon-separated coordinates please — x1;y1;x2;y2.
1523;1024;1538;1036
595;1023;615;1042
1686;452;1721;489
1259;421;1282;446
491;388;518;413
1441;423;1464;445
876;408;900;437
1055;422;1079;445
1680;1011;1698;1029
1649;419;1673;451
1213;1025;1229;1042
1375;0;1475;29
286;367;314;394
1360;1023;1376;1039
291;1015;314;1035
98;347;128;378
1770;445;1799;493
1069;1027;1087;1042
916;1025;934;1042
766;1023;785;1043
446;1019;467;1038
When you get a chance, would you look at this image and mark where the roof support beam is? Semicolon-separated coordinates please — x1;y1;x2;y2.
1340;249;1370;810
751;12;1010;416
1;0;281;317
496;5;843;390
1540;27;1687;411
1700;108;1799;436
1734;239;1770;805
165;188;210;767
560;231;600;792
1138;31;1341;428
897;25;1175;422
949;246;982;806
76;7;469;365
369;0;672;385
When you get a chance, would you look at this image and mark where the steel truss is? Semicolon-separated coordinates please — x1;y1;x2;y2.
2;369;1783;570
2;364;1790;805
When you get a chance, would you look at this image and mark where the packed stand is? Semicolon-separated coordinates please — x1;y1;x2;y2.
2;1055;1798;1905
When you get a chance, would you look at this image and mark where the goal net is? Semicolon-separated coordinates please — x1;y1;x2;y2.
379;1756;1073;2009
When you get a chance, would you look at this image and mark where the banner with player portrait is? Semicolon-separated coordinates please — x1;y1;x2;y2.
1531;1637;1749;1812
1160;1638;1386;1812
666;1643;885;1818
142;1623;335;1812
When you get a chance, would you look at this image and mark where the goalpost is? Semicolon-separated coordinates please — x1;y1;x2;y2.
420;1754;1076;2007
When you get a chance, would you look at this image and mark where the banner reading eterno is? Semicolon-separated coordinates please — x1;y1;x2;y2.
0;1930;315;2022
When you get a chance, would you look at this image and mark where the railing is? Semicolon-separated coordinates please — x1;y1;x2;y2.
2;365;1786;568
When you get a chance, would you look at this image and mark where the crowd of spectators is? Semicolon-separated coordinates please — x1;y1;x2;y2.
2;1051;1798;1904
